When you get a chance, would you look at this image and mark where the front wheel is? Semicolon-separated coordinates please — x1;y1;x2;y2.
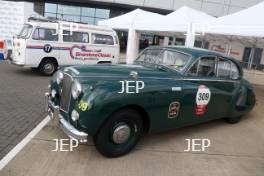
39;60;57;76
94;109;144;157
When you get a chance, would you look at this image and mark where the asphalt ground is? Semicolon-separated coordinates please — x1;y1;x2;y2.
0;61;49;159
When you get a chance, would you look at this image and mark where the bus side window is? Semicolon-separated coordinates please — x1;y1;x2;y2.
63;31;89;43
32;28;58;41
92;33;114;45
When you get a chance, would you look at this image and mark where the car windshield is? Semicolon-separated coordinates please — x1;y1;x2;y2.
17;24;33;39
136;49;191;72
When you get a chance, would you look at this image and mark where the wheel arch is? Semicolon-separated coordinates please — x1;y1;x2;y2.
96;104;151;135
39;57;58;68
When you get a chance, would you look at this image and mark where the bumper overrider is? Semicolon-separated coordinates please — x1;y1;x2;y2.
45;92;88;142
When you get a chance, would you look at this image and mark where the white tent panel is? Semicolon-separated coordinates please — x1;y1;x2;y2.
98;9;164;30
135;6;215;32
207;2;264;37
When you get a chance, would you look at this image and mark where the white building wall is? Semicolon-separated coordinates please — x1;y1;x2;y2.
90;0;264;17
209;40;245;60
209;39;264;66
0;0;35;40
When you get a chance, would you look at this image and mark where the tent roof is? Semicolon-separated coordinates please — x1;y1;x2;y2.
207;2;264;37
98;6;214;33
135;6;215;32
98;8;163;30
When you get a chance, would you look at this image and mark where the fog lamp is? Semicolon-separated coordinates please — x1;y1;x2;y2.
56;71;64;85
71;109;79;121
51;89;56;98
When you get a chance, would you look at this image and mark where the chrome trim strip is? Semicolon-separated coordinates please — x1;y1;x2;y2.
172;87;182;91
71;75;239;83
68;67;80;75
181;78;239;83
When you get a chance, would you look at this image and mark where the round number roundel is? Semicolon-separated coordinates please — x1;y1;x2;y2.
196;85;211;106
43;44;52;53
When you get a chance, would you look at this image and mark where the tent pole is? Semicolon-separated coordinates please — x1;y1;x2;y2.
228;44;232;55
163;36;169;46
126;28;140;64
185;23;195;47
172;36;176;45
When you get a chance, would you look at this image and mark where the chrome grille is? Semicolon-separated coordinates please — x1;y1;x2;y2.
60;73;73;112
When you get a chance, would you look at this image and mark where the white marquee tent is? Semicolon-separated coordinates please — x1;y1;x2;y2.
135;6;215;32
98;7;215;64
207;1;264;37
205;1;264;68
98;8;164;30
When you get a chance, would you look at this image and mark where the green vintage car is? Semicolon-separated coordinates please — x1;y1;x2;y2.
46;46;255;157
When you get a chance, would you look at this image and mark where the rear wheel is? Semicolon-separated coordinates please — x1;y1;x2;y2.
39;59;57;76
94;109;143;157
225;116;242;124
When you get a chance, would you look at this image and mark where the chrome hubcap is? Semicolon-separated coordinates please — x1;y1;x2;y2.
112;124;131;144
44;63;54;73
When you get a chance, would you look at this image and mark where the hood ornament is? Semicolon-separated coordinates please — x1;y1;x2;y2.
130;71;138;79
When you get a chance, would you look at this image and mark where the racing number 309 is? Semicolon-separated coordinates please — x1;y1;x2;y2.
197;92;210;101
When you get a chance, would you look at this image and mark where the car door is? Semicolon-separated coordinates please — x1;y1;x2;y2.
215;57;241;115
185;56;233;123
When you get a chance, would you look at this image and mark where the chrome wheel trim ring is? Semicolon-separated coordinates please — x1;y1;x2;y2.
112;124;131;144
44;63;54;74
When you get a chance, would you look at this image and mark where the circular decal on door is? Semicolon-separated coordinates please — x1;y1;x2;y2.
43;44;52;53
195;85;211;116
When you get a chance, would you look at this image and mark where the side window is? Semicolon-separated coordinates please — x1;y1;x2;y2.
187;57;216;77
63;31;89;43
230;62;240;80
32;28;58;41
92;33;114;45
137;52;146;61
217;57;231;79
198;57;216;77
187;60;198;76
137;49;160;63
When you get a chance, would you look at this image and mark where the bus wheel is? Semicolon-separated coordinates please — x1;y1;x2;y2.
39;59;57;76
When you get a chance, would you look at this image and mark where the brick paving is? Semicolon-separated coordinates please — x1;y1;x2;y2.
0;61;50;159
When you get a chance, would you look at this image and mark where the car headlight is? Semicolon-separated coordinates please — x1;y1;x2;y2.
72;80;82;99
56;71;64;85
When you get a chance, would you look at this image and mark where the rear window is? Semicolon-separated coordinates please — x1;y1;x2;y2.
217;57;240;80
63;31;89;43
32;28;58;41
92;33;114;45
217;57;231;79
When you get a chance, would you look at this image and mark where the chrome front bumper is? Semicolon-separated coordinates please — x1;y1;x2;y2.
45;92;88;142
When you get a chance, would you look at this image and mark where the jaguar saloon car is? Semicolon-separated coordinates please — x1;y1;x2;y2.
45;46;255;157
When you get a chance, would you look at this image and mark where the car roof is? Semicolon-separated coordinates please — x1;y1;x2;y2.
147;45;236;60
